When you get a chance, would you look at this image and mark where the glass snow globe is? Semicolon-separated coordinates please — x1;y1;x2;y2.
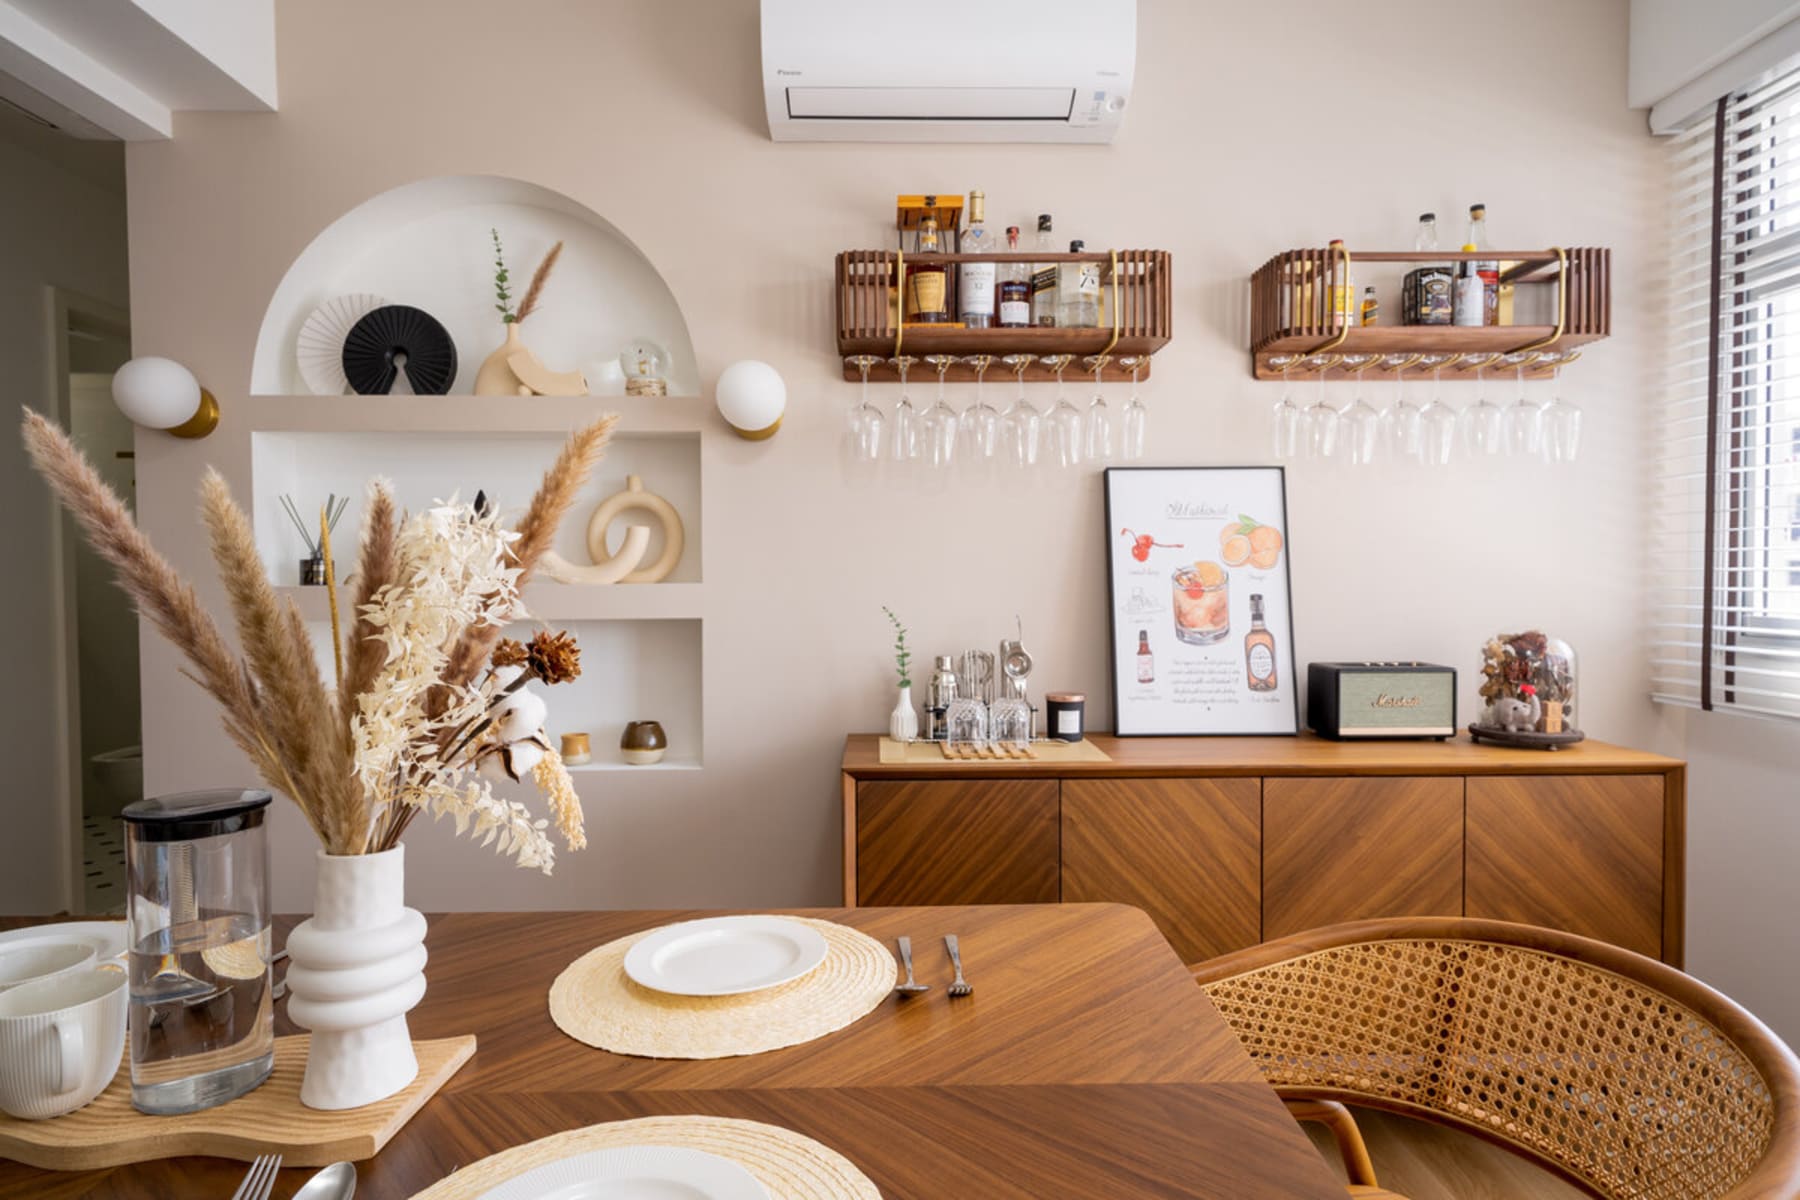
1472;630;1581;747
618;338;670;396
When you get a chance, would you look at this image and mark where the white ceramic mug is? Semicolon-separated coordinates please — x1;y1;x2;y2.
0;942;96;993
0;968;128;1119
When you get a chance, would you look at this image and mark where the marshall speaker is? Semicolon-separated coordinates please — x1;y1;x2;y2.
1307;662;1457;740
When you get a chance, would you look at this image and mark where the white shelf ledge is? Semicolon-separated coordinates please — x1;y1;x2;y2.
278;582;703;623
565;759;702;774
231;393;711;436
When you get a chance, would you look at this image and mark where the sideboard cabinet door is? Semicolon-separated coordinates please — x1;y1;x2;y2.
1262;776;1464;940
856;780;1060;906
1062;778;1261;965
1465;775;1664;958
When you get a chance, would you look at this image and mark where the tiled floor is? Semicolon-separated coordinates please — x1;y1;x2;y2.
81;814;126;915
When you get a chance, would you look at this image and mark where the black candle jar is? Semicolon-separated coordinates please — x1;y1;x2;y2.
1045;692;1086;742
299;555;326;586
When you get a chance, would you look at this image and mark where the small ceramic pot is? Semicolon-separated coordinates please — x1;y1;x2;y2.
620;721;667;766
560;732;592;766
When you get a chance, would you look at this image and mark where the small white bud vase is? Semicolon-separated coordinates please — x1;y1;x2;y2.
285;845;427;1110
889;685;918;741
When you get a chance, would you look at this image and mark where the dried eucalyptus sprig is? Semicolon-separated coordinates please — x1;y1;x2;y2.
883;606;912;689
491;227;515;323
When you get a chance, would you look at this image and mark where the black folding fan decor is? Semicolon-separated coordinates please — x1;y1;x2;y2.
341;304;458;395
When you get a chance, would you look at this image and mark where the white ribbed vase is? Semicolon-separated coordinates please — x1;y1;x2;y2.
285;845;427;1110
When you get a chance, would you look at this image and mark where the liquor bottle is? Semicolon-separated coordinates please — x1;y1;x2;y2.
1404;212;1453;326
1467;203;1498;325
906;210;951;324
958;190;996;329
1136;630;1154;683
1453;245;1484;327
1059;239;1101;328
1360;286;1379;327
1031;214;1058;327
1327;238;1355;327
998;225;1032;328
1244;594;1277;692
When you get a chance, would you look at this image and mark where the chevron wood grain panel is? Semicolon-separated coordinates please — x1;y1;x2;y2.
1062;778;1261;963
856;780;1059;906
1263;777;1464;939
1466;775;1664;957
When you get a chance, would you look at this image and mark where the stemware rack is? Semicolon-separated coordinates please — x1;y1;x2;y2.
835;249;1172;381
1248;246;1610;381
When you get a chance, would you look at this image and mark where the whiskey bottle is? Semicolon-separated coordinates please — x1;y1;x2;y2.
1059;239;1101;328
1031;213;1058;327
958;190;996;329
1403;212;1453;326
906;210;951;324
1136;630;1154;683
1244;594;1277;692
998;225;1031;328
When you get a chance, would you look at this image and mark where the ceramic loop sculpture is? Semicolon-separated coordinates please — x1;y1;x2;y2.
584;475;684;583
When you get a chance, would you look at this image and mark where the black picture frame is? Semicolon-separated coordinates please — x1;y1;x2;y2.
1101;464;1303;737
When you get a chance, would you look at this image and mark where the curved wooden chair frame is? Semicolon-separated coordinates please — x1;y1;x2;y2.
1191;918;1800;1200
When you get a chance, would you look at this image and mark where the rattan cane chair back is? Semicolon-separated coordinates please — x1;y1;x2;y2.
1191;918;1800;1200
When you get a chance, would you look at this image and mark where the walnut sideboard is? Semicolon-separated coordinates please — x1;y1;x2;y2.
840;734;1687;967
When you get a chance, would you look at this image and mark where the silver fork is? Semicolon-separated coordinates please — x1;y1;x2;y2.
894;937;929;997
231;1153;282;1200
944;935;973;998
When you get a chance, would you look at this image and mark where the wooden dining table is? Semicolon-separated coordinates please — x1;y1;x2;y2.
0;903;1346;1198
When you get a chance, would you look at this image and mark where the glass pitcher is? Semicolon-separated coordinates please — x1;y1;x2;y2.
121;789;273;1114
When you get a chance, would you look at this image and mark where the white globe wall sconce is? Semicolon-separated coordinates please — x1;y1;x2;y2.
715;360;785;440
112;356;219;438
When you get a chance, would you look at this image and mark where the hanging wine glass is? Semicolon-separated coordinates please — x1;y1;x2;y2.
1270;357;1302;460
1044;354;1084;469
1420;363;1458;467
1342;364;1382;467
1460;363;1505;457
1505;361;1546;457
1381;357;1423;463
957;354;1001;464
919;356;959;470
846;356;885;465
1000;353;1042;469
1082;354;1115;461
1542;367;1582;462
1120;355;1148;460
887;355;918;462
1301;359;1340;459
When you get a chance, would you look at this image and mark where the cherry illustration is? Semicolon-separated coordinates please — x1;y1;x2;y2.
1119;528;1184;563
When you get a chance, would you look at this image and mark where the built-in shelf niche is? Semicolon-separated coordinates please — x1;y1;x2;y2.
305;616;703;774
249;173;699;397
251;429;701;588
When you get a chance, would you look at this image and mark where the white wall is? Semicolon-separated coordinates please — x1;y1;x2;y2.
1629;0;1800;107
0;109;128;912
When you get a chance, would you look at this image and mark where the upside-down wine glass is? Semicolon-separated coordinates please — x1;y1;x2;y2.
1383;359;1423;463
1301;359;1340;459
1000;354;1042;469
887;355;918;462
1505;362;1545;458
920;355;959;471
1082;355;1115;461
959;355;1001;466
1461;364;1505;457
847;355;885;465
1420;363;1458;467
1342;364;1383;467
1270;357;1302;459
1120;355;1148;460
1542;366;1582;462
1045;354;1084;469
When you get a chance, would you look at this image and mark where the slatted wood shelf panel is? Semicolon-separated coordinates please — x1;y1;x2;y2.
836;249;1172;381
1248;246;1610;380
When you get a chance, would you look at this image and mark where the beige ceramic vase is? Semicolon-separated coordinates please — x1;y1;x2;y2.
473;323;528;396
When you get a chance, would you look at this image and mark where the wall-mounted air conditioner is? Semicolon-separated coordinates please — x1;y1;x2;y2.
761;0;1136;143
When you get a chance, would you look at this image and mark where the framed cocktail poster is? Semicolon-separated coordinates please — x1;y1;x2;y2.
1103;467;1299;736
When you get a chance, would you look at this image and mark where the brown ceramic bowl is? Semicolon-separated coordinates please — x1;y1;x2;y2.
620;720;667;766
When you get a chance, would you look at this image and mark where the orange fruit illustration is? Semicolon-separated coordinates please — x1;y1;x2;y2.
1249;525;1283;556
1192;560;1225;587
1221;534;1252;566
1250;547;1281;570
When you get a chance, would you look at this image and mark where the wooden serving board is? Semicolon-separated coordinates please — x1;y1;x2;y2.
0;1033;475;1171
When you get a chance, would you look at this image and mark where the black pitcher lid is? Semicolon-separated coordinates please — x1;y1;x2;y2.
122;789;271;841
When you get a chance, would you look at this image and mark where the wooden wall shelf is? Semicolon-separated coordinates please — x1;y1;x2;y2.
836;249;1171;382
1248;246;1610;381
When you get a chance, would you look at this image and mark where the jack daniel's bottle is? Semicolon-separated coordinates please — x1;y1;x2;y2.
1245;594;1277;692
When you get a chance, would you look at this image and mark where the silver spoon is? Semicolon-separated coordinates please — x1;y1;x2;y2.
894;937;929;997
292;1161;356;1200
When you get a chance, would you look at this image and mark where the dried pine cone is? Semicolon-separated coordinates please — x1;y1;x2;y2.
491;639;529;669
527;629;581;684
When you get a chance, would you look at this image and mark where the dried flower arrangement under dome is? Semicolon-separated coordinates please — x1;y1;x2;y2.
1470;630;1584;749
21;407;617;872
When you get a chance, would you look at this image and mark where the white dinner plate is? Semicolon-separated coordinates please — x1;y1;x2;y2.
474;1145;771;1200
622;916;829;997
0;920;127;962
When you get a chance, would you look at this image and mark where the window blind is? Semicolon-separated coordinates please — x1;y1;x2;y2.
1653;71;1800;718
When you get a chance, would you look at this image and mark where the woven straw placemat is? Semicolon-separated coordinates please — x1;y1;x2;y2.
408;1115;881;1199
549;917;892;1060
876;736;1113;764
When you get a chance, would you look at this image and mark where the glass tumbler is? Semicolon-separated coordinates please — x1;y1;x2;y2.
123;789;274;1115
